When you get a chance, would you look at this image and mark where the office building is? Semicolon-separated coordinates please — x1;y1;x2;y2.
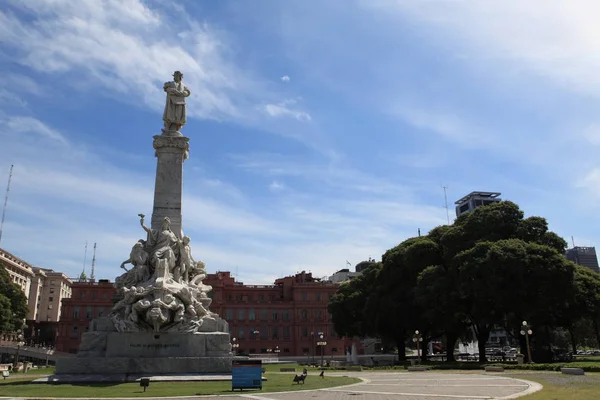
566;246;600;273
455;191;502;217
0;248;34;299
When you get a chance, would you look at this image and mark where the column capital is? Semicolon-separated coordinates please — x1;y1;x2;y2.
152;135;190;159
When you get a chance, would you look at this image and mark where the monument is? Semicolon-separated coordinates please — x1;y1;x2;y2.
54;71;233;378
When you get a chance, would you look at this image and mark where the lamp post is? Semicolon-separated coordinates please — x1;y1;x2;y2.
274;345;280;358
520;321;533;363
412;330;423;364
231;337;239;356
13;329;24;370
317;334;327;367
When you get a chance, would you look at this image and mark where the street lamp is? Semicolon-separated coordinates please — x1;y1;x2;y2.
231;337;239;355
317;334;327;367
412;330;423;364
274;345;280;355
13;329;24;370
520;321;533;363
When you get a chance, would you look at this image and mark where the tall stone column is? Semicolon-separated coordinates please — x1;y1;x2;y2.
151;134;190;238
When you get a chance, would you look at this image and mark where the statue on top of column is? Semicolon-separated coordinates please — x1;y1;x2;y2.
162;70;191;135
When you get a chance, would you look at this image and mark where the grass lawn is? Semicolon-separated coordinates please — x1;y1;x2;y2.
0;372;359;398
507;371;600;400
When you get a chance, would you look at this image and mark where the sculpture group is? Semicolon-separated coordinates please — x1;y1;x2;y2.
111;214;217;333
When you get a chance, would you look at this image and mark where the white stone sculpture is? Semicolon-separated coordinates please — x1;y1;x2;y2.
110;213;221;333
162;70;191;134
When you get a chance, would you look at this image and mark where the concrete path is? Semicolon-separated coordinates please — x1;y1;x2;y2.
0;371;542;400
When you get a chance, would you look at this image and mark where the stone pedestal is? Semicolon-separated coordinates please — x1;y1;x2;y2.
56;327;233;375
150;135;190;238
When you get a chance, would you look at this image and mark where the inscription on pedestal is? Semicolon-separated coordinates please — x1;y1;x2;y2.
105;332;206;358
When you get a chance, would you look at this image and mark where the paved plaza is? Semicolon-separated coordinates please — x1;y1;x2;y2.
1;371;542;400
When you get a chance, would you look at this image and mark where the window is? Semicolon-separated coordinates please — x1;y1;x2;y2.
283;326;290;338
301;309;308;321
92;291;97;299
47;304;53;310
302;327;308;337
97;307;104;317
80;291;85;299
302;347;309;354
238;327;245;339
49;288;55;294
247;294;253;301
49;297;54;302
226;294;233;301
260;326;268;339
85;306;92;319
259;308;267;321
282;309;290;321
301;292;307;301
103;293;109;300
250;327;257;338
226;308;234;320
235;294;242;301
272;327;279;339
271;310;278;321
237;309;245;321
248;309;256;321
259;294;265;301
316;309;322;320
71;326;79;338
316;292;321;301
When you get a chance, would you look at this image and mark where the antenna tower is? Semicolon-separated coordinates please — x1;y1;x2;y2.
90;242;97;281
81;241;88;282
442;185;450;225
0;165;14;246
571;236;576;248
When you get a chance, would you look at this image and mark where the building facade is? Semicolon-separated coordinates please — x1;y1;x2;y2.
204;271;357;359
0;248;34;299
455;191;502;217
55;271;360;359
566;246;600;273
55;279;116;354
27;267;73;322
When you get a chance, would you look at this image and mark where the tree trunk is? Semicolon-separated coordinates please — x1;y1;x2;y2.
593;319;600;349
396;335;406;361
475;325;491;363
568;327;577;354
445;333;457;363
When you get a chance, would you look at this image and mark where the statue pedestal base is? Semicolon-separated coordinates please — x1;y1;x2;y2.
55;356;232;375
55;320;233;375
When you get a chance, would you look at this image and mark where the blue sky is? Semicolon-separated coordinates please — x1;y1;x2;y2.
1;0;600;284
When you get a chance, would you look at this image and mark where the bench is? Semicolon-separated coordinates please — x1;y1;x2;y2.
484;366;505;372
561;368;584;375
279;368;296;372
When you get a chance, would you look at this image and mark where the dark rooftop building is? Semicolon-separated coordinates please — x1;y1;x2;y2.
455;191;502;217
566;246;600;273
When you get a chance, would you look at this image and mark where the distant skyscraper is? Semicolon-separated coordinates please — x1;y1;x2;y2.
454;191;502;217
566;247;600;273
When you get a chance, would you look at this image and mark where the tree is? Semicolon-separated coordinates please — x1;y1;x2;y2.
0;262;28;332
328;263;381;339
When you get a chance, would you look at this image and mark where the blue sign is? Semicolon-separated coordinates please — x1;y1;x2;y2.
232;360;262;391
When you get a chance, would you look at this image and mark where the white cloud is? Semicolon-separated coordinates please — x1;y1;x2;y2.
260;101;312;122
0;0;262;121
583;124;600;146
389;106;487;145
280;75;291;82
5;116;68;144
269;181;285;192
362;0;600;98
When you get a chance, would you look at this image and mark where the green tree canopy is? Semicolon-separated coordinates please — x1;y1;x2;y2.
0;262;28;332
